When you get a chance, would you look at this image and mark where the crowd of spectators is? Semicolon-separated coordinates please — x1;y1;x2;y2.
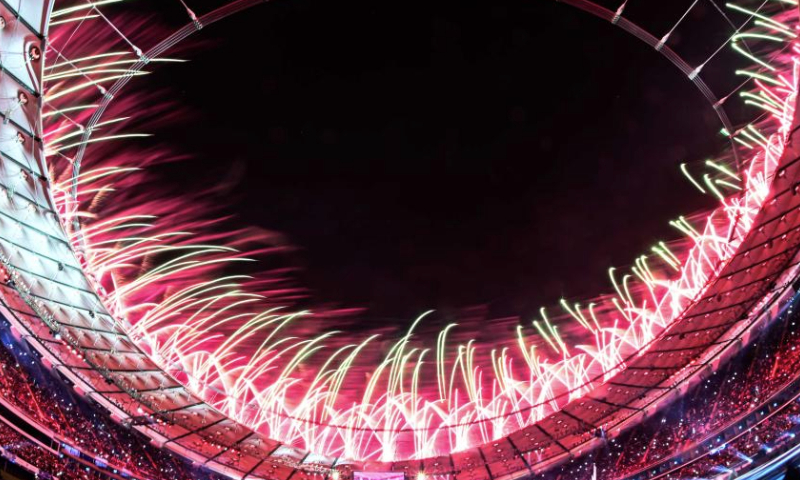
547;300;800;480
0;416;105;480
670;401;800;479
0;331;224;480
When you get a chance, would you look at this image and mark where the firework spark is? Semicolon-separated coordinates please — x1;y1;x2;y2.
24;0;800;466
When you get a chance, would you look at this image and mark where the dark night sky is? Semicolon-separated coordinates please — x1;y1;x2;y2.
120;0;746;321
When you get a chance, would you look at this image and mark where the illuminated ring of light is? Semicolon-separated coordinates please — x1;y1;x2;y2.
52;0;793;444
40;0;800;467
64;0;747;425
